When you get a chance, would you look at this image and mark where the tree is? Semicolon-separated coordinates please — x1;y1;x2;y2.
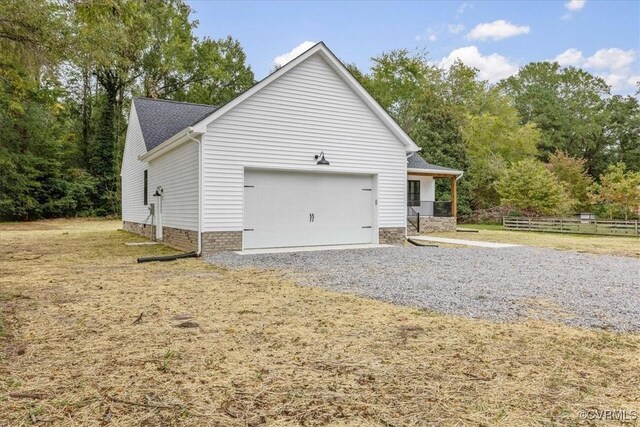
0;0;78;220
590;163;640;219
70;0;254;214
605;95;640;172
462;110;540;208
500;62;611;176
495;159;570;216
546;151;593;211
167;37;255;106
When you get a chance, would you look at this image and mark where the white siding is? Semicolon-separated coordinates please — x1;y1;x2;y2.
121;104;151;224
148;140;199;231
410;175;435;201
201;53;407;231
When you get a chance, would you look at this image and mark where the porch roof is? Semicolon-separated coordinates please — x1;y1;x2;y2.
407;153;463;176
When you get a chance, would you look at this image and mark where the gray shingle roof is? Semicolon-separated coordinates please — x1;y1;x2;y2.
133;97;218;151
407;153;462;173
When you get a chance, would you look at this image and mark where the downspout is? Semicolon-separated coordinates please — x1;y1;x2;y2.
186;131;202;256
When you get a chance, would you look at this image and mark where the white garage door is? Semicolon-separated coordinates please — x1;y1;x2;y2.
243;170;374;249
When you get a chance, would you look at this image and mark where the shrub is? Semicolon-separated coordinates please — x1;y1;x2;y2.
495;159;572;216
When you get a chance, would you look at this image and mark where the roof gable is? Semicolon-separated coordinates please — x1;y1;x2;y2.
133;98;217;151
191;42;420;152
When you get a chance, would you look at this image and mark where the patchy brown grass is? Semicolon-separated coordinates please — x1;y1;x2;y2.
0;219;639;426
438;226;640;258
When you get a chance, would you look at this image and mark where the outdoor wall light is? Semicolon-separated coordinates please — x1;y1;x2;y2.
153;187;163;197
315;151;330;165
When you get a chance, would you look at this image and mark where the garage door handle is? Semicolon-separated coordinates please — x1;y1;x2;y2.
310;213;315;222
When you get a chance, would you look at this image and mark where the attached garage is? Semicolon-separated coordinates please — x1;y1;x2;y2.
124;42;429;255
243;170;375;249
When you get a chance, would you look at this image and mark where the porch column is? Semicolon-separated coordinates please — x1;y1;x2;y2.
451;176;457;218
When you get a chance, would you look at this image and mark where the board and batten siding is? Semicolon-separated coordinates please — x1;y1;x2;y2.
148;140;199;231
121;103;151;224
201;53;408;232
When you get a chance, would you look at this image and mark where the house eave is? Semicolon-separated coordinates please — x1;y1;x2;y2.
407;167;463;176
139;127;203;162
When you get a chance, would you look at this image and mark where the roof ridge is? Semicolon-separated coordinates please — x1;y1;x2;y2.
133;97;218;109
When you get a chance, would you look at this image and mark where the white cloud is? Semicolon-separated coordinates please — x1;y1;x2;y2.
565;0;586;11
273;41;316;68
439;46;519;82
467;20;530;41
584;48;635;71
448;24;465;34
554;48;585;66
416;26;444;42
456;2;471;17
552;47;638;94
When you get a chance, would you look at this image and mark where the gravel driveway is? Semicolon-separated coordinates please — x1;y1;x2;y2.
208;246;640;332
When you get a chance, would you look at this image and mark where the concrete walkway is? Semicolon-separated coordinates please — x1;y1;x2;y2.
408;236;522;248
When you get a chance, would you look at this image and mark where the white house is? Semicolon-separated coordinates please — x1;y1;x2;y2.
121;42;462;255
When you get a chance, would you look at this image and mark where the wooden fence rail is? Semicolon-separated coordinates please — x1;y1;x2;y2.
503;217;639;237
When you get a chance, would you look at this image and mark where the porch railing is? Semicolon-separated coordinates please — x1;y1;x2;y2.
407;201;452;217
407;206;420;233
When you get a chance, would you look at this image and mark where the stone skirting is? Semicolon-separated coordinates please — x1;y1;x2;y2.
162;226;198;252
378;227;406;244
122;221;155;240
201;231;242;254
412;216;457;233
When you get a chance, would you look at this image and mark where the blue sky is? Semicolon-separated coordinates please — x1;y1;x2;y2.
188;0;640;95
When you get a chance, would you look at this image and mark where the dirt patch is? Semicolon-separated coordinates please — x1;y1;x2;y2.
0;219;639;426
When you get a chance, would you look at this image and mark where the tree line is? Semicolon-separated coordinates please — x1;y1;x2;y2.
1;0;254;220
1;1;639;221
348;51;640;220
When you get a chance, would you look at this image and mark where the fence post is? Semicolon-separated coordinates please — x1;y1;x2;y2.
528;217;531;231
636;220;638;237
560;218;563;232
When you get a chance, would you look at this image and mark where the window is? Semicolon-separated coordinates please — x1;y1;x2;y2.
407;180;420;207
143;170;148;205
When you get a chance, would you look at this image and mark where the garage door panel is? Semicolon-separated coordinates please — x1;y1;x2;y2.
243;170;373;249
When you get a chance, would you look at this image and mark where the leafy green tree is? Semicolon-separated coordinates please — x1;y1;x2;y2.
0;0;74;220
462;110;540;208
495;159;570;216
168;37;255;106
605;95;640;172
590;163;640;219
546;151;593;211
500;62;611;176
70;1;254;214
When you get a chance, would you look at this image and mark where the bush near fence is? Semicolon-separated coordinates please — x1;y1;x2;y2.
503;217;639;237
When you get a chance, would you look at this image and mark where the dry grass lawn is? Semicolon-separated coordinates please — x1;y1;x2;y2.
437;226;640;258
0;219;639;426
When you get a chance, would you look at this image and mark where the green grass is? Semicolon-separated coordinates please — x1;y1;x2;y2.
431;227;640;257
457;223;504;231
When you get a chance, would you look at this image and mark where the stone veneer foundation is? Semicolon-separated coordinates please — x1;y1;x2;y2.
122;221;197;252
124;224;410;254
407;216;457;234
122;221;155;240
161;226;198;252
201;231;243;254
378;227;406;244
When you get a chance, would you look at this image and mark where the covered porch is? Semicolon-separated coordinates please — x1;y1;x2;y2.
406;153;463;233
